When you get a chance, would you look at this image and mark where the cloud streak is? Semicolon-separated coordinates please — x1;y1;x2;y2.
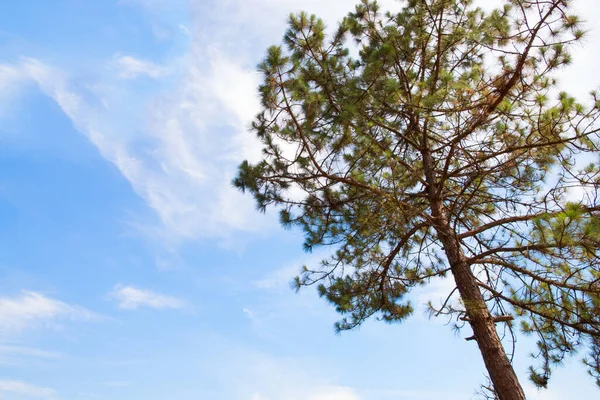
251;386;360;400
0;380;57;398
0;290;95;336
3;0;598;247
113;55;170;79
109;284;184;310
0;52;270;243
0;345;62;359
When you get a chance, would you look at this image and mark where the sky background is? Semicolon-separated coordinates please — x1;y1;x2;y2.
0;0;599;399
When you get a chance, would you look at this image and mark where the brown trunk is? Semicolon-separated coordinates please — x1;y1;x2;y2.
421;148;526;400
432;207;526;400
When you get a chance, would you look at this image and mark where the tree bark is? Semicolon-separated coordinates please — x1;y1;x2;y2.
433;206;526;400
421;146;526;400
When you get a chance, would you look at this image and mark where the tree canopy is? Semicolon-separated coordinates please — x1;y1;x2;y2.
234;0;600;398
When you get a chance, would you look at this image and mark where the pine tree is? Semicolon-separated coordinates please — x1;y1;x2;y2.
234;1;600;398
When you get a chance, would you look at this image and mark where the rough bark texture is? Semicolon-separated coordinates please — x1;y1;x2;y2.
440;228;526;400
423;147;526;400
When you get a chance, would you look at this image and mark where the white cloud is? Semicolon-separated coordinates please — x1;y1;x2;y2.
196;0;403;41
523;383;561;400
0;56;268;242
250;387;360;400
0;345;62;368
0;64;26;96
103;381;128;387
20;58;84;120
254;265;299;291
119;0;164;6
119;0;182;10
242;307;255;319
109;284;184;310
414;275;462;316
0;290;95;336
241;307;266;333
4;0;599;247
0;345;61;359
0;64;23;86
113;55;169;79
0;64;30;118
178;24;190;36
254;250;331;291
0;380;57;398
134;48;267;239
214;345;362;400
308;387;360;400
119;0;187;40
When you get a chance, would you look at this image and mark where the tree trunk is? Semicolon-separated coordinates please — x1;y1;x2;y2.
434;210;526;400
420;139;526;399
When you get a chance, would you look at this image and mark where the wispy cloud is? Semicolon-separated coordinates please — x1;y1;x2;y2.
251;386;360;400
208;343;362;400
178;24;190;36
109;284;184;310
118;0;187;40
128;47;267;240
0;64;29;118
308;386;361;400
0;345;62;367
113;55;169;79
0;380;57;398
0;290;96;336
365;388;467;400
7;0;597;248
523;383;561;400
0;65;26;93
0;345;61;359
118;0;167;7
0;55;269;243
254;265;299;291
254;250;331;292
103;381;129;388
414;276;461;315
242;307;255;319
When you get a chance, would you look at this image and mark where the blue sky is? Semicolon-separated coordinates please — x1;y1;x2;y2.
0;1;599;399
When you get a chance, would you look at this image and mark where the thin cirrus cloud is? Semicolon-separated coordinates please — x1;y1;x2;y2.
0;345;62;360
6;0;596;247
251;386;360;400
0;53;269;243
253;250;332;291
0;290;96;336
308;387;361;400
113;54;170;79
109;284;185;310
0;380;57;398
103;381;129;387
